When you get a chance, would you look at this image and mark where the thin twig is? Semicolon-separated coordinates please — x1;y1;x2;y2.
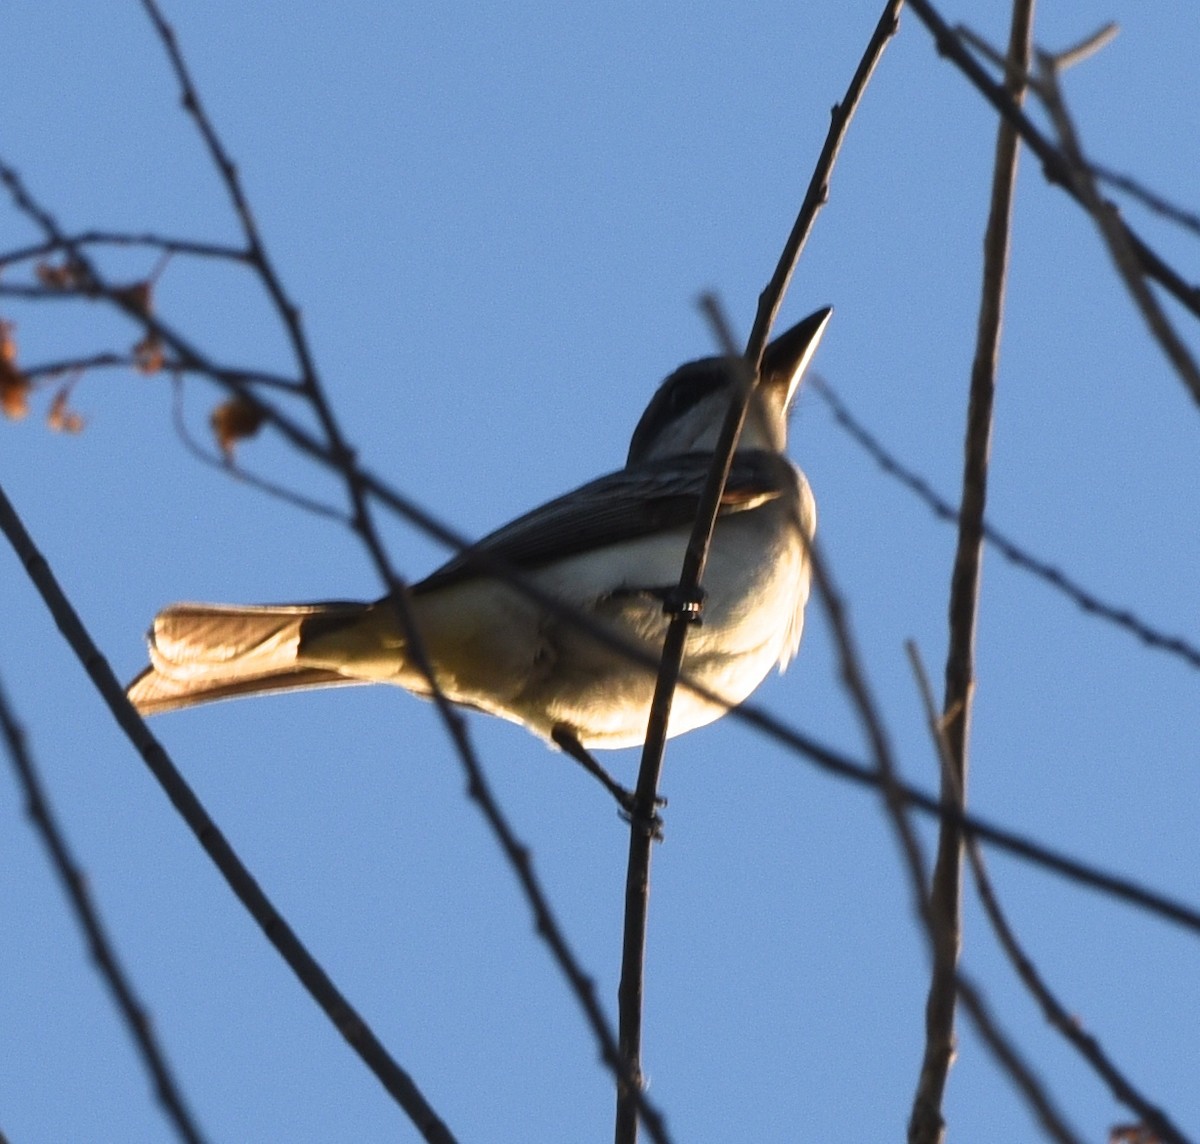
20;353;302;393
811;375;1200;671
1089;163;1200;240
731;694;1200;932
951;976;1084;1144
0;283;93;300
911;4;1034;1140
1035;42;1200;407
904;0;1200;322
804;515;1082;1143
19;353;140;383
745;0;905;370
1047;23;1118;71
0;230;247;270
906;643;1191;1144
170;376;349;523
0;671;207;1144
963;16;1200;407
0;479;458;1144
612;8;905;1138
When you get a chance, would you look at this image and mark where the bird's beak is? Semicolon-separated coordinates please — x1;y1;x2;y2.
760;306;833;411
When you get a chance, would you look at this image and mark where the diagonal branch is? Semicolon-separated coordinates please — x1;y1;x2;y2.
1035;42;1200;407
0;480;458;1144
957;17;1200;409
746;0;904;368
613;6;905;1139
904;0;1200;325
0;671;207;1144
1089;163;1200;240
812;376;1200;672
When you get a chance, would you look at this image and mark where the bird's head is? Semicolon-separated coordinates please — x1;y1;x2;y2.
626;306;832;465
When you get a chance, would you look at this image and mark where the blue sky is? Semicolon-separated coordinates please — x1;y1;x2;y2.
2;3;1198;1141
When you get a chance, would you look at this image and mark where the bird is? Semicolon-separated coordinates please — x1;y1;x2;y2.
127;307;831;770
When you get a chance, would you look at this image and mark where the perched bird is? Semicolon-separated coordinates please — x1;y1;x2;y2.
128;308;831;761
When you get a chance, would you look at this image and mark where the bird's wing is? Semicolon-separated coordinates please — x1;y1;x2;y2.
415;450;799;594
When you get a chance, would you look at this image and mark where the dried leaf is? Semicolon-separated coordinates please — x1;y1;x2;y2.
0;371;31;420
0;320;30;420
133;332;165;375
0;319;16;365
210;397;264;459
47;386;86;434
35;260;83;290
1110;1126;1161;1144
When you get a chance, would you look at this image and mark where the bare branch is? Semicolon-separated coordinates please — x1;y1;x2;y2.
812;375;1200;672
803;508;1082;1143
1035;46;1200;407
951;975;1084;1144
1089;163;1200;239
958;17;1200;408
0;671;208;1144
1046;22;1118;72
614;8;904;1138
904;0;1200;323
746;0;905;369
18;353;301;394
169;377;349;523
613;299;746;1142
911;3;1034;1139
907;643;1191;1144
0;230;247;271
0;479;458;1144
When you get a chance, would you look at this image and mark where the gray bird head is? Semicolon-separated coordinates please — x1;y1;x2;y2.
626;306;832;466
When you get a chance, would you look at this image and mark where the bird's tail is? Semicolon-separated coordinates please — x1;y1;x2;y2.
126;601;373;716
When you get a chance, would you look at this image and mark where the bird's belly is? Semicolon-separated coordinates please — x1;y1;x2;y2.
515;521;810;749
